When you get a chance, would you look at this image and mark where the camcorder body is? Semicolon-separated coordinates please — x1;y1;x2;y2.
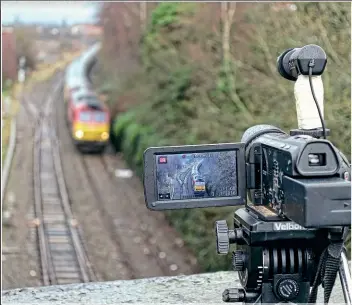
243;124;351;228
143;125;351;228
142;44;351;304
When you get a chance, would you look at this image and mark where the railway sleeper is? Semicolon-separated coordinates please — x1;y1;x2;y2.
51;258;80;267
44;220;68;226
45;228;70;235
42;198;61;204
57;279;81;285
42;208;64;215
40;180;58;187
40;157;55;166
40;194;61;201
53;265;80;272
52;260;80;269
42;201;63;207
52;259;80;267
43;221;68;227
40;162;54;169
44;219;68;225
43;215;66;222
41;181;58;189
47;246;74;253
55;271;81;280
39;163;54;169
42;204;64;210
40;171;56;179
44;224;70;231
40;186;58;191
41;192;60;199
50;254;78;262
53;261;80;273
42;203;62;210
48;235;71;242
50;243;74;249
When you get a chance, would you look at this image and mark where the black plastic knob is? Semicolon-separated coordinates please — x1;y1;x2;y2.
215;220;229;255
276;278;300;301
232;250;246;271
222;288;245;303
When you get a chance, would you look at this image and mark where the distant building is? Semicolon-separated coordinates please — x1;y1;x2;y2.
271;2;297;11
71;24;102;37
2;27;18;81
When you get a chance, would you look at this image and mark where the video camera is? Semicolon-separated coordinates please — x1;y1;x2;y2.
143;45;351;304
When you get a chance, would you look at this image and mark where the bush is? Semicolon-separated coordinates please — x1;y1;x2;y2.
110;111;137;152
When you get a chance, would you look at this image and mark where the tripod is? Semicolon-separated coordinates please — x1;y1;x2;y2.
216;207;351;304
339;250;351;305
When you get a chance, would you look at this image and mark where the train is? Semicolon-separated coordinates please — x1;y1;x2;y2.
64;44;110;153
191;162;206;196
192;176;206;197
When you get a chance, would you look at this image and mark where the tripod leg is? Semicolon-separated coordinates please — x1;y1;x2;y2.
339;251;352;305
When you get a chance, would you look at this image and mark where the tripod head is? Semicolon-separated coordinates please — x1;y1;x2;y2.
216;209;350;304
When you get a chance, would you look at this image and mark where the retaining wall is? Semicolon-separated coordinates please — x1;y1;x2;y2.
2;271;347;304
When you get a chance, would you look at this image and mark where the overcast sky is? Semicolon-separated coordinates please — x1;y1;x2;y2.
1;2;99;25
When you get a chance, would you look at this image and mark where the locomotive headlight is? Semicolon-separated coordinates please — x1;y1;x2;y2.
101;132;109;140
75;130;84;139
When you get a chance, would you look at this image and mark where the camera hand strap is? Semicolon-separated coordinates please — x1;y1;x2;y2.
308;229;347;304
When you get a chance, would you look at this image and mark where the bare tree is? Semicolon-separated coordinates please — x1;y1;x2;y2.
140;2;147;32
221;2;236;64
220;2;252;122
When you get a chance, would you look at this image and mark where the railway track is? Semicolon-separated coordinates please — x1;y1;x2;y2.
80;153;194;278
80;155;138;279
33;80;96;285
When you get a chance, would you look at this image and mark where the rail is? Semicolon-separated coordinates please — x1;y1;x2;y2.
33;80;96;285
1;117;17;205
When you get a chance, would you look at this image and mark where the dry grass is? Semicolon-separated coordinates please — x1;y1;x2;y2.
1;86;20;166
25;51;82;90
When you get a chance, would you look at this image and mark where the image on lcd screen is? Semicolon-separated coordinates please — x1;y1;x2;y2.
155;151;237;201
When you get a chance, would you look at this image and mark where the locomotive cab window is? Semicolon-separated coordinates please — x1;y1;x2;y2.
94;112;106;122
79;112;91;122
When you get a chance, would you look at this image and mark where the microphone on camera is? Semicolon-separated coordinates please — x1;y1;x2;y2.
277;45;327;136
